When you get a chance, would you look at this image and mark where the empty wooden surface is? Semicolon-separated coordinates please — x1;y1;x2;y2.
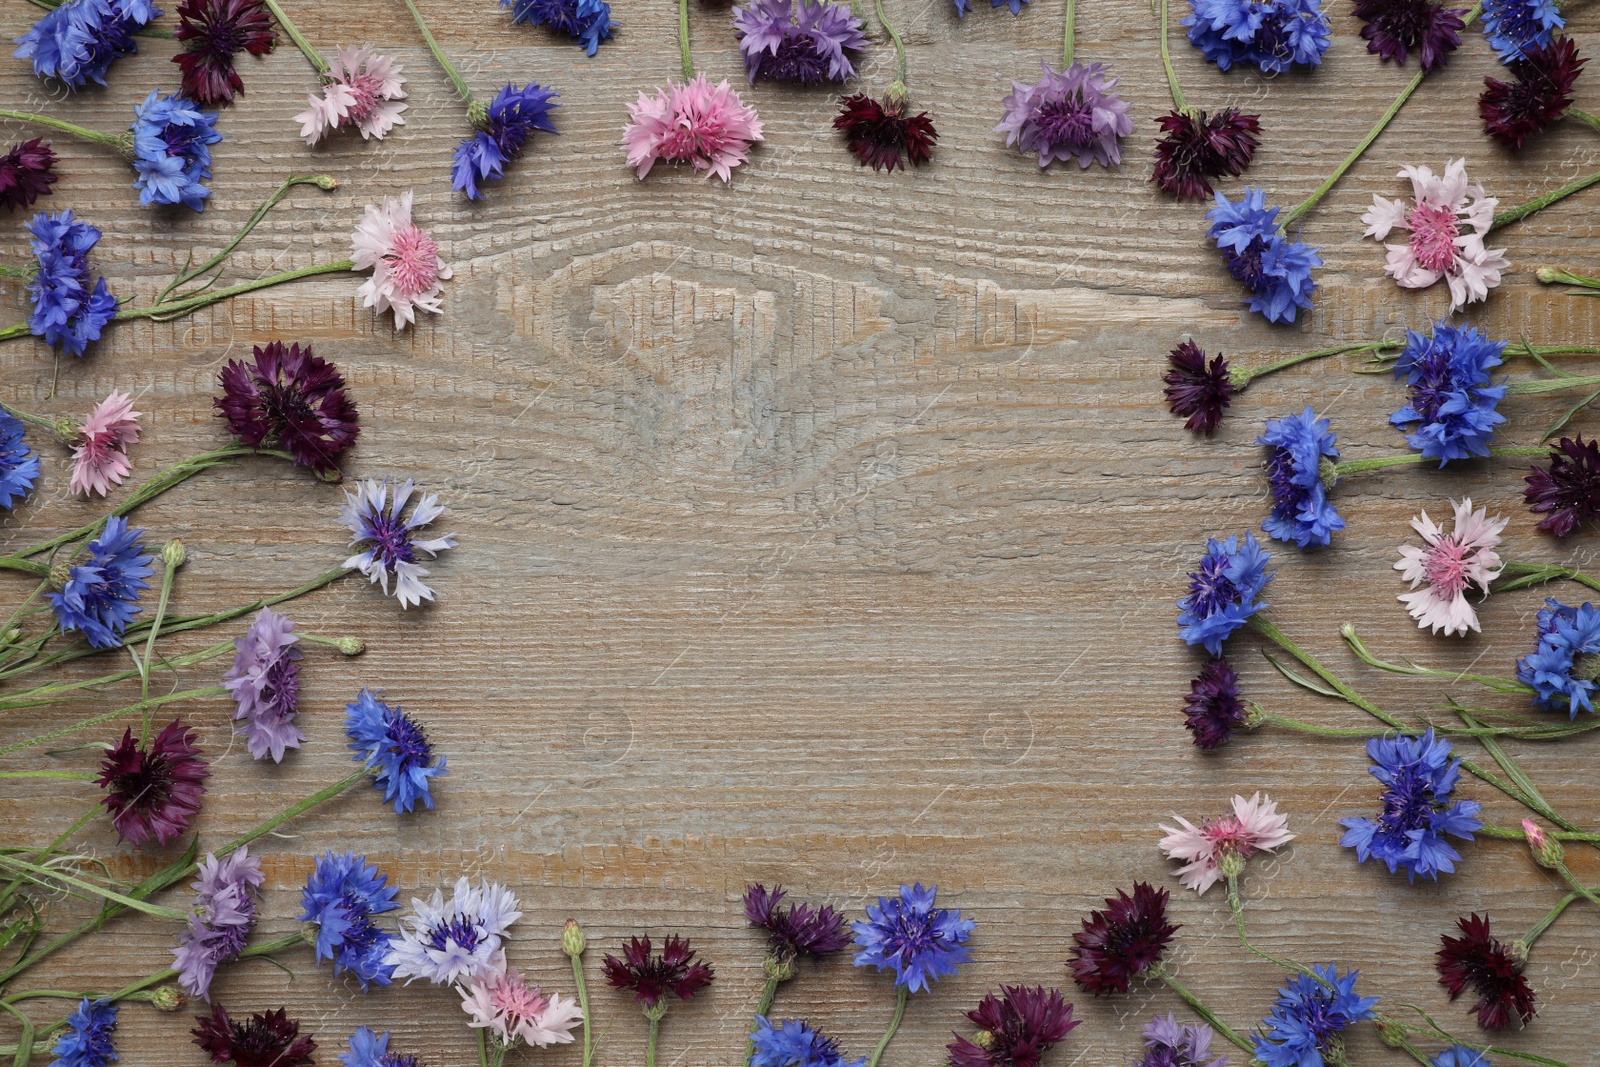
2;0;1599;1063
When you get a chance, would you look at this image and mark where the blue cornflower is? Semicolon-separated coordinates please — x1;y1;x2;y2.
1252;965;1378;1067
50;998;118;1067
1206;189;1320;324
1515;598;1600;717
1176;533;1272;655
0;409;40;510
953;0;1029;15
750;1017;865;1067
46;516;153;649
1185;0;1330;72
26;210;117;357
301;851;400;990
852;883;974;993
342;1027;418;1067
1339;729;1482;882
1258;408;1344;549
128;91;221;211
1433;1048;1492;1067
345;688;447;814
502;0;615;55
14;0;161;89
451;83;560;200
1481;0;1561;61
1390;322;1506;466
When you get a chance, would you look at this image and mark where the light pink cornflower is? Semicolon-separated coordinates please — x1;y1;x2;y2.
1361;159;1510;312
294;45;408;145
1394;497;1506;637
350;190;451;330
1158;792;1295;894
459;950;583;1050
623;74;764;182
70;389;140;497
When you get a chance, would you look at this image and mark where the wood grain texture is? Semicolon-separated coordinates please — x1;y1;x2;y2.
2;0;1599;1063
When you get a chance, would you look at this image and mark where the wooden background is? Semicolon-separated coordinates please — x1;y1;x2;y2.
2;0;1599;1062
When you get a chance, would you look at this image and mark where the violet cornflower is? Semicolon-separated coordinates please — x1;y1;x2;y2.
732;0;866;84
995;60;1132;169
221;608;304;762
174;847;263;999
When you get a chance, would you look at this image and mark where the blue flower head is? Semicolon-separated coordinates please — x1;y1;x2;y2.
452;83;560;200
1481;0;1562;61
1207;189;1321;324
1252;965;1378;1067
851;882;974;992
1390;322;1506;466
300;851;400;990
129;91;221;211
1338;729;1483;882
953;0;1029;16
345;688;447;814
1515;598;1600;718
0;409;40;510
341;1027;418;1067
14;0;161;89
502;0;615;55
1185;0;1330;72
749;1017;866;1067
1433;1048;1492;1067
46;516;153;649
1176;532;1273;655
50;998;118;1067
1258;408;1344;549
26;209;118;357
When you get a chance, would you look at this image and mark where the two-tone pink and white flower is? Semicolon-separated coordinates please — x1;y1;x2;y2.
459;949;583;1049
1159;792;1295;894
351;190;451;330
1394;497;1506;637
70;389;140;497
294;45;408;145
623;74;764;182
1361;159;1509;312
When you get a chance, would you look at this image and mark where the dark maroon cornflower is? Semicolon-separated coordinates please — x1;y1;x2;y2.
214;341;359;479
1163;341;1235;435
834;93;937;172
192;1005;317;1067
744;884;852;962
96;720;209;848
1436;914;1537;1030
0;138;58;212
1352;0;1465;70
1151;108;1260;200
1480;37;1586;152
1068;882;1177;996
603;935;715;1007
173;0;278;107
1524;435;1600;537
1183;658;1246;750
947;985;1079;1067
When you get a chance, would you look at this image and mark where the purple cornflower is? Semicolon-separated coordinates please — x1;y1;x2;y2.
340;478;457;609
947;986;1079;1067
1163;341;1234;434
1259;408;1343;549
1176;533;1272;655
345;688;447;814
451;83;559;200
0;139;58;212
1069;883;1177;996
604;935;717;1006
502;0;615;55
97;720;208;847
221;608;304;763
1152;109;1260;200
174;847;264;1000
852;883;974;993
995;60;1132;169
214;341;360;478
14;0;161;89
300;851;399;990
732;0;867;84
1138;1013;1230;1067
1525;435;1600;538
1183;658;1247;750
1354;0;1465;69
744;884;852;963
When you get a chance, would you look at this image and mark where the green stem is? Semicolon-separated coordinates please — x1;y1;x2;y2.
865;986;908;1067
0;854;190;922
0;109;125;150
1225;873;1319;980
0;771;94;780
0;558;50;577
570;949;592;1067
0;644;232;712
398;0;478;110
1538;267;1600;291
646;1014;660;1067
1479;823;1600;845
1258;712;1396;738
1154;968;1254;1053
1247;616;1408;729
873;0;907;91
0;402;61;435
0;807;96;918
1330;446;1548;478
743;975;783;1064
1231;341;1403;390
1156;0;1186;112
477;1025;490;1067
1493;168;1600;231
1495;560;1600;595
156;176;335;304
1569;106;1600;131
1061;0;1075;67
0;686;228;757
1508;374;1600;396
1340;624;1530;693
1519;890;1587;954
136;552;180;743
216;768;369;858
678;0;694;80
259;0;329;75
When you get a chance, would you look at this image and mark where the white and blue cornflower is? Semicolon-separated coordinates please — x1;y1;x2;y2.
384;877;522;986
340;478;457;609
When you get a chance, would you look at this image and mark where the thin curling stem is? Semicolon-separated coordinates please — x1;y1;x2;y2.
259;0;329;74
398;0;478;110
874;0;908;90
1225;873;1319;980
156;175;336;304
1231;340;1403;389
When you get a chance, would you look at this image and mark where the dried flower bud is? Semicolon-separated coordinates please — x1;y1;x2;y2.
1375;1015;1407;1047
562;919;586;958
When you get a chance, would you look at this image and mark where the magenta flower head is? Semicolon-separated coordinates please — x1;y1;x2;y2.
624;75;764;182
1353;0;1465;69
603;935;715;1007
172;0;277;106
835;93;937;171
1068;882;1177;995
1152;109;1260;200
221;608;304;762
744;884;851;965
97;719;210;848
0;139;58;212
995;60;1132;169
732;0;867;84
947;986;1079;1067
174;847;264;999
215;341;359;478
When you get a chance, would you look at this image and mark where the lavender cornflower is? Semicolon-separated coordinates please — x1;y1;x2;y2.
1339;729;1483;882
47;516;153;648
1137;1013;1229;1067
0;409;40;510
995;61;1133;169
344;688;447;814
51;998;119;1067
174;847;264;1000
451;83;559;200
1259;408;1343;549
852;883;974;993
1176;533;1272;655
1252;965;1377;1067
300;851;399;990
25;209;117;358
732;0;867;84
129;92;221;211
221;608;304;763
384;877;522;985
340;478;457;609
948;986;1079;1067
14;0;161;89
502;0;615;55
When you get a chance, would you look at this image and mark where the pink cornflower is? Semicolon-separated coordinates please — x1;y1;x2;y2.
459;950;583;1050
294;45;408;145
1361;159;1509;312
1394;497;1505;637
70;389;140;497
350;191;451;330
623;74;764;182
1158;792;1295;894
